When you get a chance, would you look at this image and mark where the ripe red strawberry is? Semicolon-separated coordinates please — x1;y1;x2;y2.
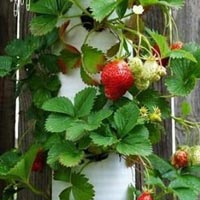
101;60;134;100
171;149;188;169
32;150;46;172
152;44;169;67
171;41;183;50
138;191;153;200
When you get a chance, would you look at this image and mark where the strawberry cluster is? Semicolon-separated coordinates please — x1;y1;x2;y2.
128;56;166;90
171;145;200;169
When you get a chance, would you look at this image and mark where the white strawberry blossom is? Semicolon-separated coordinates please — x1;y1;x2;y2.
132;5;144;15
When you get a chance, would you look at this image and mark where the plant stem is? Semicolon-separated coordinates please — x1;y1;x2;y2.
25;182;50;200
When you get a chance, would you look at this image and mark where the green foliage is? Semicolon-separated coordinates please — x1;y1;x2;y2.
139;0;158;6
45;114;73;132
59;172;94;200
0;56;12;77
165;58;198;96
47;140;84;168
116;125;152;156
82;45;106;74
74;87;96;118
42;97;74;116
116;0;128;19
114;102;140;136
90;0;118;22
147;29;170;57
158;0;184;8
1;0;200;199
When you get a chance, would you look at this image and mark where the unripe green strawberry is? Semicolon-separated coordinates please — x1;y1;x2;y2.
142;57;159;80
138;191;153;200
101;60;134;100
171;149;189;169
128;57;143;75
135;79;150;90
190;145;200;165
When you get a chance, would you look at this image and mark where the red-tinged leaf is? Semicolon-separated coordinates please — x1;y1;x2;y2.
80;66;99;86
57;58;68;74
59;44;81;72
82;44;106;74
59;21;70;42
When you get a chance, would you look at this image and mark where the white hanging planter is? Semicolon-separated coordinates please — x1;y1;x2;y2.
52;153;134;200
52;1;135;199
54;67;135;199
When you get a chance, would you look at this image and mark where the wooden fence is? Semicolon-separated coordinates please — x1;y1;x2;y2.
0;0;199;199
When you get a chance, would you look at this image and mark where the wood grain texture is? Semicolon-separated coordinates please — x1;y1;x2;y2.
16;5;52;200
173;1;200;146
0;0;16;196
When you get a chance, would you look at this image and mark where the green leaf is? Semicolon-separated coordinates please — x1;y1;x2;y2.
5;37;40;67
147;29;170;57
169;49;197;62
114;102;139;136
181;101;191;116
116;0;128;18
59;187;71;200
30;0;72;15
82;45;106;74
0;150;21;178
59;46;81;70
172;188;197;200
54;166;71;182
80;66;98;86
90;0;117;22
30;15;57;36
42;97;74;116
48;141;84;168
0;56;13;77
87;109;113;130
58;142;84;167
145;175;166;189
45;114;73;133
116;125;152;156
90;131;118;147
65;121;86;141
33;89;52;108
148;154;174;175
127;184;136;200
45;75;61;92
165;59;197;96
59;173;94;200
158;0;184;8
139;0;158;6
137;88;170;118
74;88;96;118
169;175;200;194
8;144;40;181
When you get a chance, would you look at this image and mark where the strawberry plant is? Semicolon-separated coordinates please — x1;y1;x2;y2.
1;0;200;200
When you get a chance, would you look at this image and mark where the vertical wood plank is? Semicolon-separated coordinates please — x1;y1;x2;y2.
16;5;52;200
173;1;200;146
0;0;16;196
135;7;173;191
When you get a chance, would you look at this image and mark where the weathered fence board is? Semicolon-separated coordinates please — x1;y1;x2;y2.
0;0;16;196
173;0;200;147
